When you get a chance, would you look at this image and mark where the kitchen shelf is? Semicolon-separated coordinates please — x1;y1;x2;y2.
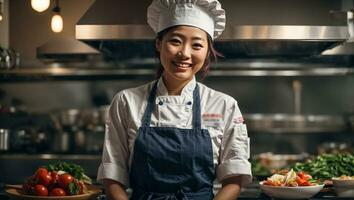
1;66;354;82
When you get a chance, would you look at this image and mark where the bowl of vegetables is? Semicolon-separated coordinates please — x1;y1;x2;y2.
260;169;324;199
332;175;354;197
5;162;101;200
293;153;354;183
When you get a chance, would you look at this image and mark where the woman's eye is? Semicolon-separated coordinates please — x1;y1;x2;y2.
169;39;181;45
193;43;203;49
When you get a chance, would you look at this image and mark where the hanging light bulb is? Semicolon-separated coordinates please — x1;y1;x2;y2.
51;14;63;32
51;0;63;33
31;0;50;12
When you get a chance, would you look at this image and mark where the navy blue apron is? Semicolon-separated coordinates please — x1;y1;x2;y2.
129;81;215;200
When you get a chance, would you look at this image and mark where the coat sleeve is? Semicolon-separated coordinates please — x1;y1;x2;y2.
97;91;131;187
216;99;252;185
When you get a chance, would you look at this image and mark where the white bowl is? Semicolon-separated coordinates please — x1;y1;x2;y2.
332;179;354;197
259;182;324;199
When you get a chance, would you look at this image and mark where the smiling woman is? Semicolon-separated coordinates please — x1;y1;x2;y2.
96;0;252;200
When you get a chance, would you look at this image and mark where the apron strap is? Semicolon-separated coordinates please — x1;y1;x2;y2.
141;80;202;129
141;80;158;127
192;84;201;129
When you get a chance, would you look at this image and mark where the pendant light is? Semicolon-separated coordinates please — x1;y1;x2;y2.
51;0;63;33
31;0;50;12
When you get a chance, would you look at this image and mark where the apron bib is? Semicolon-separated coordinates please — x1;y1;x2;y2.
130;81;215;200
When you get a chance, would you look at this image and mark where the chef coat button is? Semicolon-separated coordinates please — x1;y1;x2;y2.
158;101;163;106
187;101;192;105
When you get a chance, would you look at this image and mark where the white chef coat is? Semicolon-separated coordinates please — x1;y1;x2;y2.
97;76;252;187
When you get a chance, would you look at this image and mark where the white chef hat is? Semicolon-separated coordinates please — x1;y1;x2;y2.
147;0;226;39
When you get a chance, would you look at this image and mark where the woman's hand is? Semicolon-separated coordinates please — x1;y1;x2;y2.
213;176;242;200
103;179;129;200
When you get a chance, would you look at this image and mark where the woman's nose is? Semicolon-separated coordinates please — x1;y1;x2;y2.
177;46;191;59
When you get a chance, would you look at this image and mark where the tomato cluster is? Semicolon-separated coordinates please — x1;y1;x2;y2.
23;167;85;196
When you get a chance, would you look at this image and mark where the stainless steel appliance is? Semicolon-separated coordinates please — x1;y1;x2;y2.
75;0;350;60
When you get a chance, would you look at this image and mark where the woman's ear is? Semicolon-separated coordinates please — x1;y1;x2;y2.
155;39;161;52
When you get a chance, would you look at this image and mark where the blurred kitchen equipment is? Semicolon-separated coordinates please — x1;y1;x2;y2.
97;105;109;124
36;37;100;63
10;128;49;153
244;80;346;133
59;109;83;126
0;128;9;151
51;107;108;153
317;142;352;154
0;47;20;69
350;115;354;132
245;113;346;133
85;124;105;154
256;152;309;170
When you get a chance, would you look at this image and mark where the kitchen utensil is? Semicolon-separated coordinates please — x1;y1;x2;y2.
0;128;9;151
59;109;82;126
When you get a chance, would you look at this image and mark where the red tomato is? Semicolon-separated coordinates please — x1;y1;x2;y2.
50;171;59;184
35;167;48;177
49;188;67;196
37;173;52;186
34;184;48;196
58;173;74;188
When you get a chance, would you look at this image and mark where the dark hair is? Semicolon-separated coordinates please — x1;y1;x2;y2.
154;26;223;80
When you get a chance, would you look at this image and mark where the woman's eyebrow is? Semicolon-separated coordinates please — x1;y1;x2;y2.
170;32;206;41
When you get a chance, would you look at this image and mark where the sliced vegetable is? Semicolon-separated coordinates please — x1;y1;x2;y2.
262;169;319;187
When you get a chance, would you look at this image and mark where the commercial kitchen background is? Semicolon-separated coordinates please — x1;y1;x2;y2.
0;0;354;185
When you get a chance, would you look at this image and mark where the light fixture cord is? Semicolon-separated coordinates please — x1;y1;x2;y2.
53;0;60;13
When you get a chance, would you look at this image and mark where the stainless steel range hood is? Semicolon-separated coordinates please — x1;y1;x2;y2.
76;0;350;60
37;37;101;62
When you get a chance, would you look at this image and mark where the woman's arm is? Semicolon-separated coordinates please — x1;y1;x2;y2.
103;179;129;200
214;176;242;200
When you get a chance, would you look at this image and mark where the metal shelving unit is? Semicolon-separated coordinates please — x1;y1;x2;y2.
1;66;353;82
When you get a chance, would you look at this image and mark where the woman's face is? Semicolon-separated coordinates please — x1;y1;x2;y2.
156;25;209;83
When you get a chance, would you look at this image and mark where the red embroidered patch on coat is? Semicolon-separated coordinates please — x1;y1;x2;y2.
233;116;244;124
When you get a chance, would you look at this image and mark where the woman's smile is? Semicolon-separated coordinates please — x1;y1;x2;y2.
172;61;192;72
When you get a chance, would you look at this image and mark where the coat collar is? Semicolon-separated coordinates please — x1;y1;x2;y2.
157;76;196;97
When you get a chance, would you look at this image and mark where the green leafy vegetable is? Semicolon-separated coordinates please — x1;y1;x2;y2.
293;153;354;181
68;181;80;195
45;162;85;180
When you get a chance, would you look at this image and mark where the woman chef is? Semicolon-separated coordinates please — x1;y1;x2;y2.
97;0;252;199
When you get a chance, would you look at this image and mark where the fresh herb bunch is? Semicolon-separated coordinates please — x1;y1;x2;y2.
68;181;81;195
45;162;85;180
293;153;354;181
